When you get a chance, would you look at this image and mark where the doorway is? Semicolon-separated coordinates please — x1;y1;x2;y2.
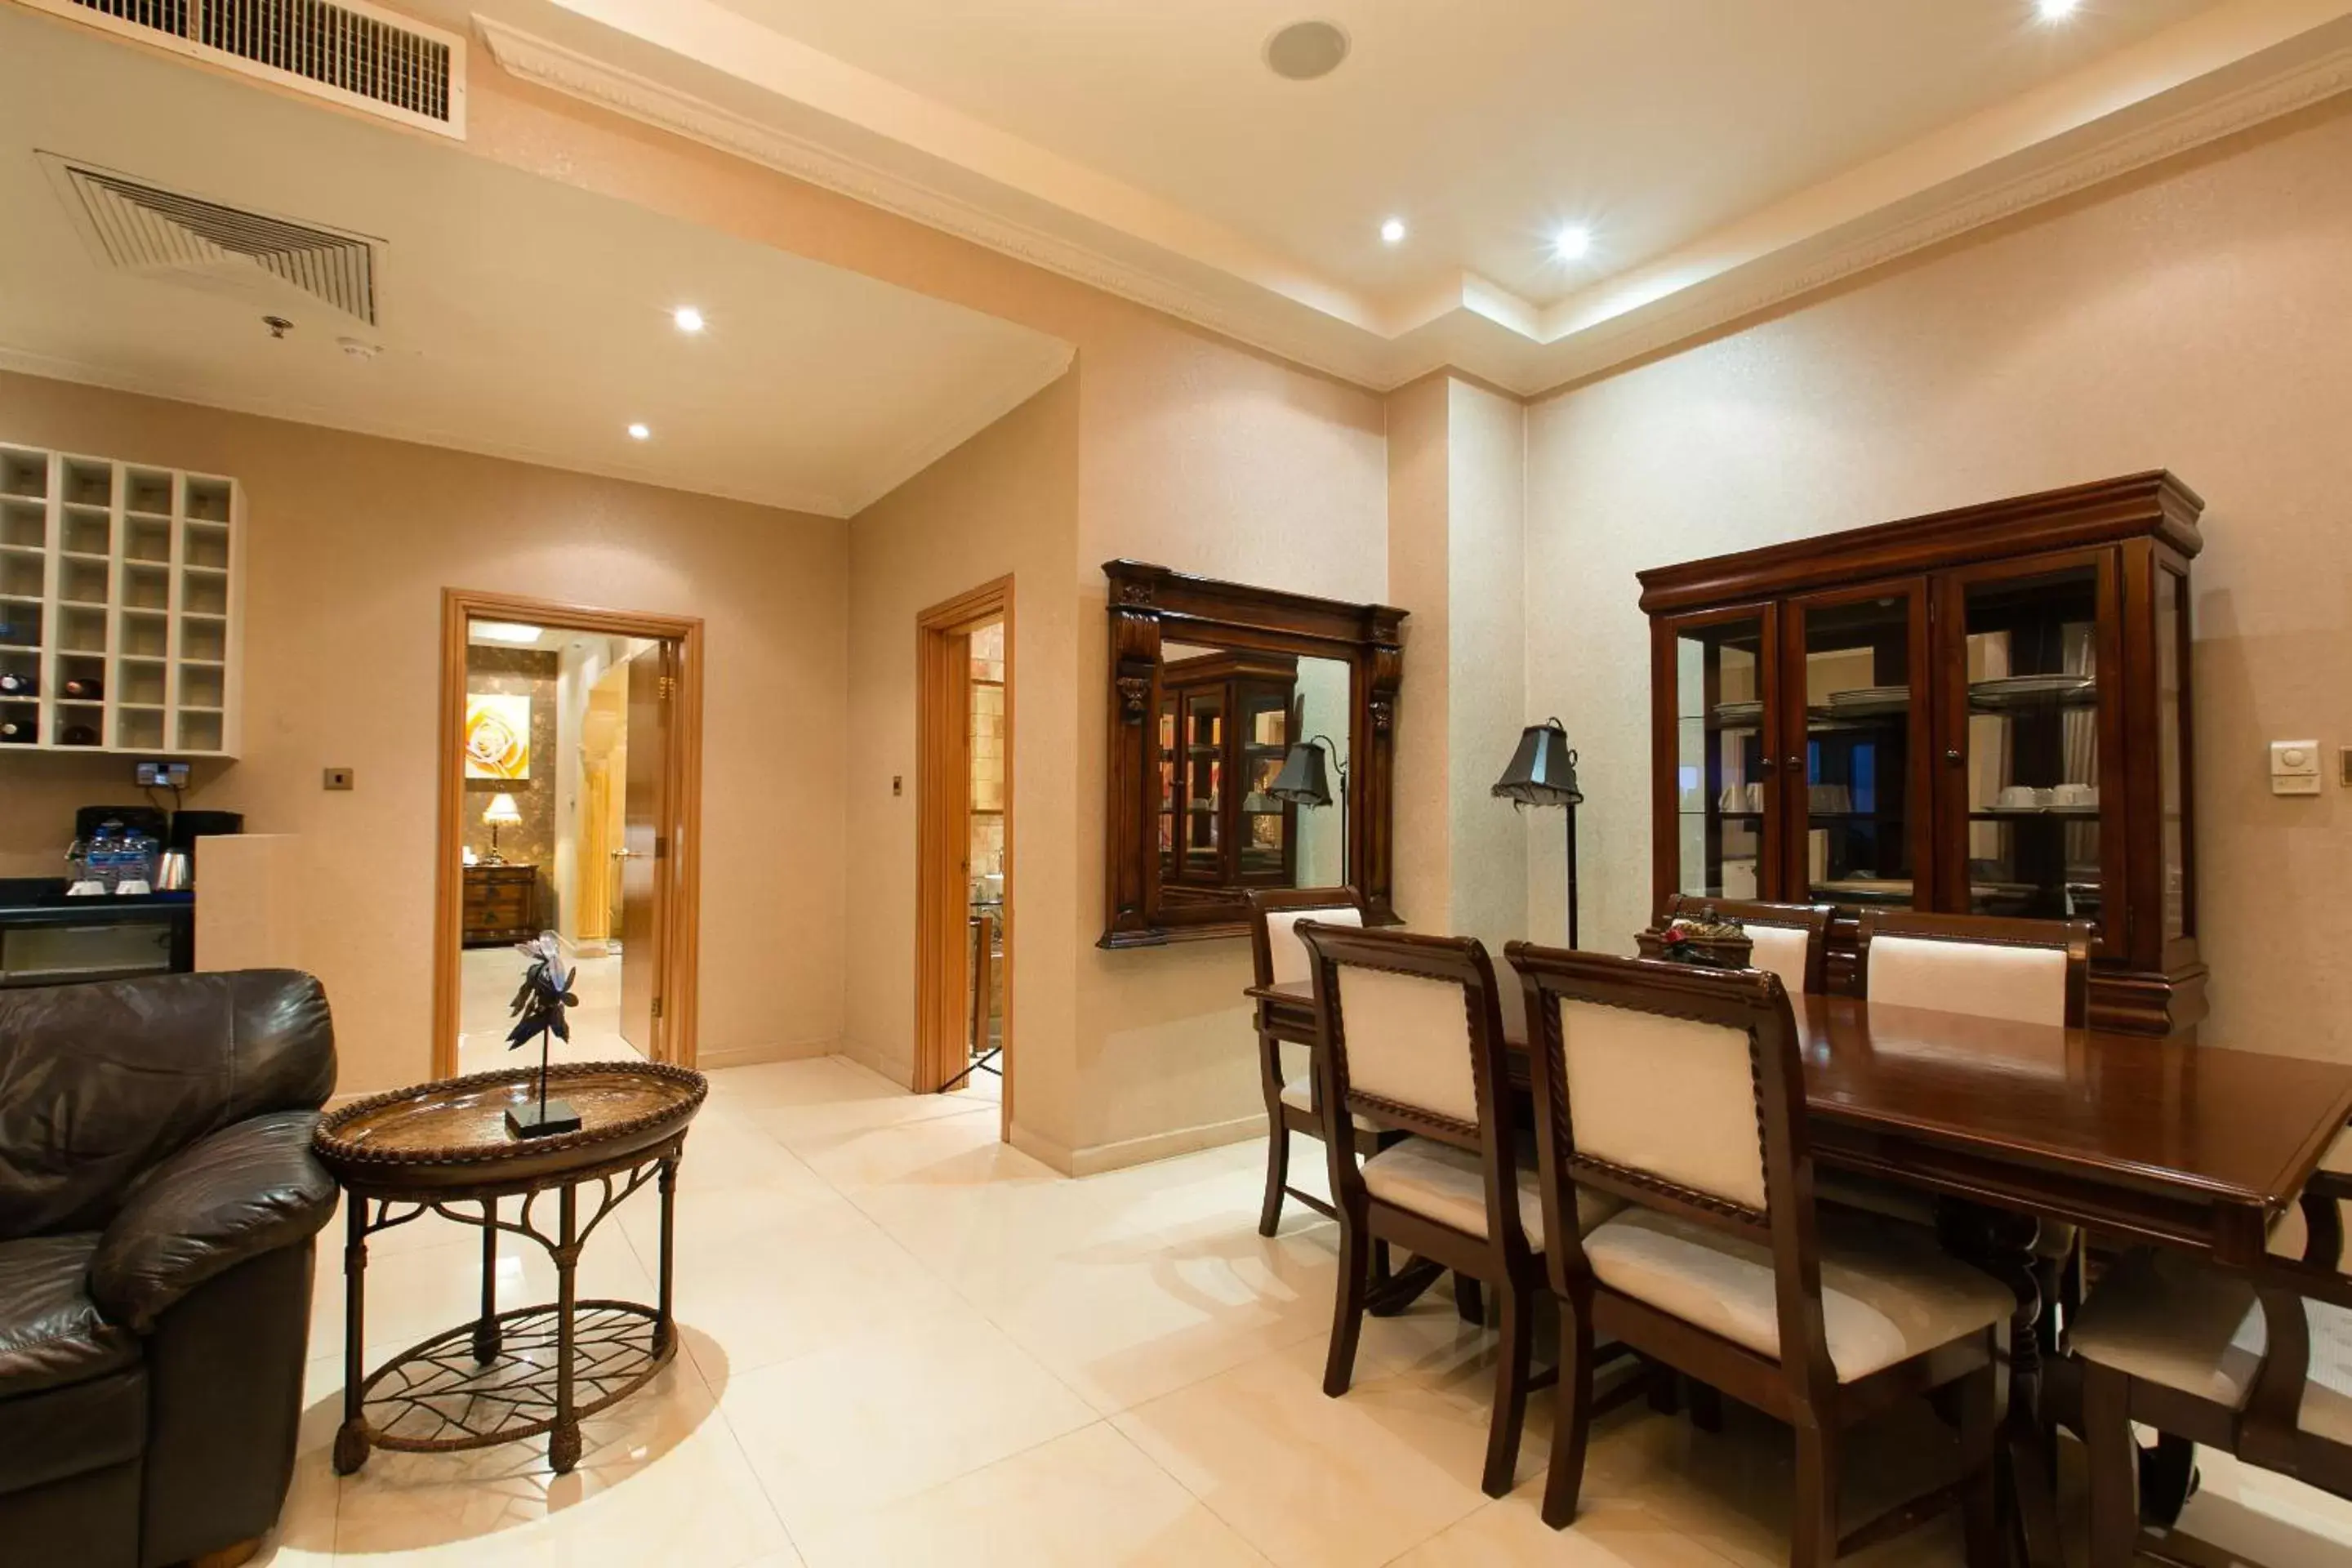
433;590;704;1080
914;577;1013;1130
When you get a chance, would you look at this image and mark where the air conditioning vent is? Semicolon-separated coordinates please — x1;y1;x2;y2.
23;0;466;137
43;155;384;326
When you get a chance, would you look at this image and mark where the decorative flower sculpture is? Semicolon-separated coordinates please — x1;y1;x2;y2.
505;932;583;1137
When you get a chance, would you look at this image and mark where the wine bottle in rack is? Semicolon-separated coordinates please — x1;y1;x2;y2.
59;722;99;746
1;719;34;744
0;670;33;697
61;673;104;700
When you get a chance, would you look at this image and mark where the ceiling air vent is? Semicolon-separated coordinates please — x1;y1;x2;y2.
44;155;383;326
22;0;466;138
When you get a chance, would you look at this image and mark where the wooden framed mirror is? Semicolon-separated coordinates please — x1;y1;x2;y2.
1100;560;1405;947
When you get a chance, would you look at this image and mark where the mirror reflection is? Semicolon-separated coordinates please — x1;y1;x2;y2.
1155;642;1352;902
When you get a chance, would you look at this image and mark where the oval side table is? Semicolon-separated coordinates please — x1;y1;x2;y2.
311;1062;706;1477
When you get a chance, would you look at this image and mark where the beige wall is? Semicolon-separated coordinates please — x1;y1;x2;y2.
1525;100;2352;1058
0;371;849;1095
1385;376;1453;935
844;374;1080;1152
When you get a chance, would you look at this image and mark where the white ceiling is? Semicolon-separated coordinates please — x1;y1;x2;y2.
445;0;2352;391
0;5;1073;516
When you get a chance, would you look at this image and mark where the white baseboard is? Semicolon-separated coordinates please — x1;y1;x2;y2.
1006;1120;1074;1175
1042;1113;1266;1178
695;1036;839;1071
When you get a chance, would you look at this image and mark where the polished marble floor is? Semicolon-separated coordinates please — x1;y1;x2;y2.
270;1054;2352;1567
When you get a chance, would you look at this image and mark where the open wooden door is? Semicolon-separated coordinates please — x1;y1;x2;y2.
619;643;672;1058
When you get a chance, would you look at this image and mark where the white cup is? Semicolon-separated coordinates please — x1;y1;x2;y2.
2052;783;2094;807
1747;782;1766;812
1995;786;2032;808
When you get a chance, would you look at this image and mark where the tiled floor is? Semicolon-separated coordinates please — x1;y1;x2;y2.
271;1055;2352;1567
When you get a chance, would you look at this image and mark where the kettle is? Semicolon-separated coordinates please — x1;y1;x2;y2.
154;849;194;892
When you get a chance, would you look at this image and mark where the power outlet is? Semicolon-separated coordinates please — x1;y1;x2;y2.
323;767;355;791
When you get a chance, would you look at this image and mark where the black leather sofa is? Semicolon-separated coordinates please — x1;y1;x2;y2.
0;971;340;1568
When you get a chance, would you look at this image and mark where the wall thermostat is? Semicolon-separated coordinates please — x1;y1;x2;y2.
2270;740;2321;795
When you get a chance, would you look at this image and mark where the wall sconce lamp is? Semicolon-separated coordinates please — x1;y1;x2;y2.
1267;734;1348;808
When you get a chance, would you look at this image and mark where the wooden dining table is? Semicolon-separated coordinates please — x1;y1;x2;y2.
1246;975;2352;1566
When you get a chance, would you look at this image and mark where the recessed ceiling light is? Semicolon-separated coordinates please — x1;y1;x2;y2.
1264;20;1349;81
2035;0;2079;20
672;305;706;334
1379;217;1406;245
1553;224;1593;261
626;422;652;441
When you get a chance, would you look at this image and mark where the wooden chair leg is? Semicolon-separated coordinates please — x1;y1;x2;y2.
2082;1361;2140;1568
1959;1356;2001;1568
1454;1272;1484;1325
1481;1280;1535;1497
1686;1379;1724;1435
1323;1208;1371;1397
1542;1309;1596;1529
1791;1420;1838;1568
1258;1120;1289;1237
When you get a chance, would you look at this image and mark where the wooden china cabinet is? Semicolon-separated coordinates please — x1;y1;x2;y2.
1157;649;1299;898
1638;472;2203;1035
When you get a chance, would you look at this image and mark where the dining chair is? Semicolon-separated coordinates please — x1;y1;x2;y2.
1294;920;1620;1498
1849;911;2097;1329
1662;895;1834;995
1245;887;1382;1237
2074;1183;2352;1568
1508;945;2009;1565
1854;910;2093;1028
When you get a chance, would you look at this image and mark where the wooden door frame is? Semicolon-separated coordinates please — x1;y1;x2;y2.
433;589;705;1080
914;577;1014;1134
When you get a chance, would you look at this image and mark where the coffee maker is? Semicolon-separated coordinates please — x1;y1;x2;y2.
158;809;245;891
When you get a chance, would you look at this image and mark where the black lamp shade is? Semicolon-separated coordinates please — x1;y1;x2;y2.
1491;720;1583;808
1267;740;1334;808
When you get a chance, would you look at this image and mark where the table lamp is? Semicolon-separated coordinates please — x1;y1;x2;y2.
1491;718;1585;947
482;793;523;864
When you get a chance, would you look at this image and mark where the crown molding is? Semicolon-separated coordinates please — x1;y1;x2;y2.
474;9;2352;401
0;344;859;517
473;17;1388;390
1523;24;2352;391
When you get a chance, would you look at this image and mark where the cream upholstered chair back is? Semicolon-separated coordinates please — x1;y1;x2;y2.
1267;906;1364;987
1508;946;1808;1240
1556;997;1768;1212
1744;926;1813;1000
1293;923;1502;1143
1245;887;1368;990
1857;912;2091;1028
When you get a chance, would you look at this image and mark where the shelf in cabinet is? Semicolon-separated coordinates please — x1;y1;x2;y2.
1971;806;2100;819
1681;809;1762;819
60;551;109;564
176;705;223;715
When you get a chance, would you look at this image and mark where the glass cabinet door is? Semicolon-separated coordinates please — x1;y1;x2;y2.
2155;560;2194;942
1661;607;1775;903
1180;689;1224;882
1784;581;1931;915
1156;698;1178;875
1936;551;2118;924
1235;681;1294;882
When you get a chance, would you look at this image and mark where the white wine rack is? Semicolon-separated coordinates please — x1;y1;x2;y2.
0;441;244;758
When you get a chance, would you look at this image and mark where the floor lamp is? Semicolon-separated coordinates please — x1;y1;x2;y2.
1492;718;1584;948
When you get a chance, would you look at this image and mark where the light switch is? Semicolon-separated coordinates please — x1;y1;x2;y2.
2270;740;2320;795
